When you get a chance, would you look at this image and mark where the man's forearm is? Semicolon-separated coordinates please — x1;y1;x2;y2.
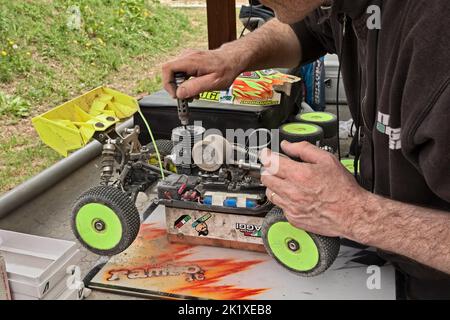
348;193;450;274
220;19;302;72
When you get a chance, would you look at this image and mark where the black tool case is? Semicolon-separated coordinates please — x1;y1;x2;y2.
135;88;301;144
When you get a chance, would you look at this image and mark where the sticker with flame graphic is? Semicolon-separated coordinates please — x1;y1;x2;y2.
199;69;300;107
91;223;268;300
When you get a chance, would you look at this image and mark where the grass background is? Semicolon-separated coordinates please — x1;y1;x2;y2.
0;0;210;193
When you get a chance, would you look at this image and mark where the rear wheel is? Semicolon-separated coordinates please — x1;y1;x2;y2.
262;207;340;277
148;139;176;173
71;186;140;256
147;139;173;157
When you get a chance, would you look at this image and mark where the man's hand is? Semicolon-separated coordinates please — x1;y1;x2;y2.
260;141;367;238
162;19;302;100
261;141;450;274
162;48;244;100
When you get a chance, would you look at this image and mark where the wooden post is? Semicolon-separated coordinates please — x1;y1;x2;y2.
206;0;237;50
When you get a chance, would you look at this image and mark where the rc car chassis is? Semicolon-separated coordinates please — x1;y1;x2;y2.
71;120;341;277
32;87;341;277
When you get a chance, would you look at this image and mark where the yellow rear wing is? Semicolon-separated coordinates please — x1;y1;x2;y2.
32;87;138;157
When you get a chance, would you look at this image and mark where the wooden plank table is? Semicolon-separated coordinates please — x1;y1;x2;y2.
206;0;237;49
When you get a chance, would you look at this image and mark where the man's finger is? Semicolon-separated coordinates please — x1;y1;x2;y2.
162;58;204;99
261;175;291;198
260;148;309;179
176;73;222;99
163;82;177;99
262;174;315;208
281;140;329;164
266;188;291;209
162;62;177;98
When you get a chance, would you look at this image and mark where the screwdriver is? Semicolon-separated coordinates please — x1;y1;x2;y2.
174;72;189;128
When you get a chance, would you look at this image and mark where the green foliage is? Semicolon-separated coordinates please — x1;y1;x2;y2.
0;91;31;118
135;74;162;94
0;135;62;193
0;1;206;193
0;0;191;103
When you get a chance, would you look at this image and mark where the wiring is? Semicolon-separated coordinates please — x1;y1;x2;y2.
137;108;166;180
335;15;347;161
239;4;253;38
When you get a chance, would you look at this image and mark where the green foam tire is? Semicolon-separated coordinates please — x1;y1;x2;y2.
341;158;356;174
262;207;340;277
71;186;140;256
296;112;338;139
279;123;324;146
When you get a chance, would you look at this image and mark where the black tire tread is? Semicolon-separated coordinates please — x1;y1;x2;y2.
262;207;340;277
147;139;173;157
71;186;140;256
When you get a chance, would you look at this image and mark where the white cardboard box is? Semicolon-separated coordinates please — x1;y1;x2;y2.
0;230;79;299
8;250;82;298
13;288;85;300
12;273;88;300
12;274;71;300
57;287;85;300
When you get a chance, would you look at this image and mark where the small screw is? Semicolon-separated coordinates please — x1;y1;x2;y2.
287;239;300;252
94;220;106;232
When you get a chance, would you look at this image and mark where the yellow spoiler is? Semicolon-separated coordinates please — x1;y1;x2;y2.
32;87;138;157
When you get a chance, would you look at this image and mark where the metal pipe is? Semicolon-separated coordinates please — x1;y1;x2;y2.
0;119;134;218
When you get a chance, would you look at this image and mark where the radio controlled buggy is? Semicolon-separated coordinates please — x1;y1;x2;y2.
33;87;341;277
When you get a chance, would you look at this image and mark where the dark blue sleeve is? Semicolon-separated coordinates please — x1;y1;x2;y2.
290;9;337;66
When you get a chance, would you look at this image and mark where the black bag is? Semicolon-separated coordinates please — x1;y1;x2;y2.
135;87;301;145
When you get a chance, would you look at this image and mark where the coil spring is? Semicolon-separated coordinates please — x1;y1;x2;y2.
101;143;116;185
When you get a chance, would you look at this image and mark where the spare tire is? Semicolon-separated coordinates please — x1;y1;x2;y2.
296;112;338;139
279;123;324;146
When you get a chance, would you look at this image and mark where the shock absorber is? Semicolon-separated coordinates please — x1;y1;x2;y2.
101;141;116;185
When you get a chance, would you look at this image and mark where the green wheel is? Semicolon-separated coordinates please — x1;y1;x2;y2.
71;186;140;256
262;207;340;277
279;123;324;146
296;112;338;139
341;158;359;174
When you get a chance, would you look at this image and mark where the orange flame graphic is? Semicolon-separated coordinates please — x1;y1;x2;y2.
232;73;292;100
172;259;267;300
103;225;268;300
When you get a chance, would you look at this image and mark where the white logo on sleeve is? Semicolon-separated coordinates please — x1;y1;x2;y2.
376;112;402;150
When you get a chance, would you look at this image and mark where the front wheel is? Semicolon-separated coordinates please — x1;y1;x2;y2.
71;186;141;256
262;207;340;277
